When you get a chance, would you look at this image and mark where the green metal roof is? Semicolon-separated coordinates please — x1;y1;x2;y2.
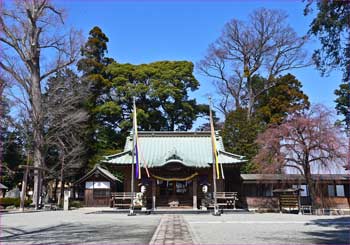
104;131;245;168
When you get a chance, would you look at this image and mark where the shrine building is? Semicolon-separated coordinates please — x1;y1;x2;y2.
103;131;245;210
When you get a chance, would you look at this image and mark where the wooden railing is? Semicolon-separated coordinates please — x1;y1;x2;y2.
217;192;239;209
207;192;239;209
110;192;136;208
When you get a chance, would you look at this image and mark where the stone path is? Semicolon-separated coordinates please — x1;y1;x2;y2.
149;214;196;244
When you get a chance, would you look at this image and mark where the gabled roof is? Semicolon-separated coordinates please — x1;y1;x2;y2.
74;165;121;185
104;131;245;168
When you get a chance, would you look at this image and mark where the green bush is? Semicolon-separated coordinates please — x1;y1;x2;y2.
0;198;32;208
70;200;82;208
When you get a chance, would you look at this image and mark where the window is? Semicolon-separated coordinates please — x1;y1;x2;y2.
244;184;257;197
328;185;335;197
262;184;273;197
176;182;188;194
85;181;94;189
328;184;345;197
293;184;309;197
85;181;110;189
336;185;345;197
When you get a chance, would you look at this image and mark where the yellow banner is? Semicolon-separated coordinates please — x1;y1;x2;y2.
209;102;221;179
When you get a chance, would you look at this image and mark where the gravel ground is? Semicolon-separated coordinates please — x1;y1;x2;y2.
0;209;160;244
185;213;350;244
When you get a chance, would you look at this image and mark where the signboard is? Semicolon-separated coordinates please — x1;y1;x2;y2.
85;181;110;189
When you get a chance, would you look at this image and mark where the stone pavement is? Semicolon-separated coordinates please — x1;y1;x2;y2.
0;210;160;244
1;210;349;244
185;213;350;244
149;214;197;244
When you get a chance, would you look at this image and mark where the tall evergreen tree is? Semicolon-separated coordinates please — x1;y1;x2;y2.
255;74;310;125
106;61;209;137
222;108;262;173
77;27;119;165
335;83;350;127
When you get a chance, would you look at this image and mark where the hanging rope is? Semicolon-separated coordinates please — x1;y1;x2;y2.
151;172;198;182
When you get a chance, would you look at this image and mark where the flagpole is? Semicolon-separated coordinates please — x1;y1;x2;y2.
129;96;136;216
209;97;220;216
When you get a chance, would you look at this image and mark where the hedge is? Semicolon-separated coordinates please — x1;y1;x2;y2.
0;198;32;208
70;200;82;208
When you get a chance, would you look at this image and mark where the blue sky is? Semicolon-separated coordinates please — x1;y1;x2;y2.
56;0;342;125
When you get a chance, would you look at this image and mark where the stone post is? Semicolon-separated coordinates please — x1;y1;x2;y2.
193;177;197;210
63;190;70;211
152;179;156;210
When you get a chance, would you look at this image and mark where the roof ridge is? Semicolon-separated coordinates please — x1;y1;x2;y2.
131;131;214;134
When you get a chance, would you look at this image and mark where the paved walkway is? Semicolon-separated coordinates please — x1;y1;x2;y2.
149;214;196;244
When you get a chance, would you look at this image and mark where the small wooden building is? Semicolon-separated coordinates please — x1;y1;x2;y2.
241;174;350;212
0;183;8;198
74;165;122;207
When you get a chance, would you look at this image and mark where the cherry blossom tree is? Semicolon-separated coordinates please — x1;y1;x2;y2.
254;105;347;207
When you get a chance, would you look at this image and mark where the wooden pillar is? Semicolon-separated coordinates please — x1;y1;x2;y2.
193;177;198;210
152;179;156;210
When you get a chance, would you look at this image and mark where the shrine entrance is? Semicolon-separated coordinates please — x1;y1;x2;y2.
157;180;193;207
150;161;199;209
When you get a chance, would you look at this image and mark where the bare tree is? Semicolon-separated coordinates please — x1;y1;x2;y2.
254;105;346;208
198;8;309;118
0;0;82;207
0;79;6;170
43;69;88;204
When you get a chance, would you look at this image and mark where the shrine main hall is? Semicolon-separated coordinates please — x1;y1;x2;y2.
103;131;244;210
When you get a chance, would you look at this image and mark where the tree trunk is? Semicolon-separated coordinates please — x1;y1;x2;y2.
58;154;65;206
304;164;317;211
235;97;241;110
58;180;65;206
53;178;59;203
31;72;44;209
20;165;30;212
247;75;254;120
0;82;4;171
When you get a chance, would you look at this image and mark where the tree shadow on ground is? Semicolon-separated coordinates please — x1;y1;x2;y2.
303;216;350;244
0;222;156;244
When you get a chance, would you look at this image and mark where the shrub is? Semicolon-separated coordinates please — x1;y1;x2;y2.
0;198;32;208
69;200;82;208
